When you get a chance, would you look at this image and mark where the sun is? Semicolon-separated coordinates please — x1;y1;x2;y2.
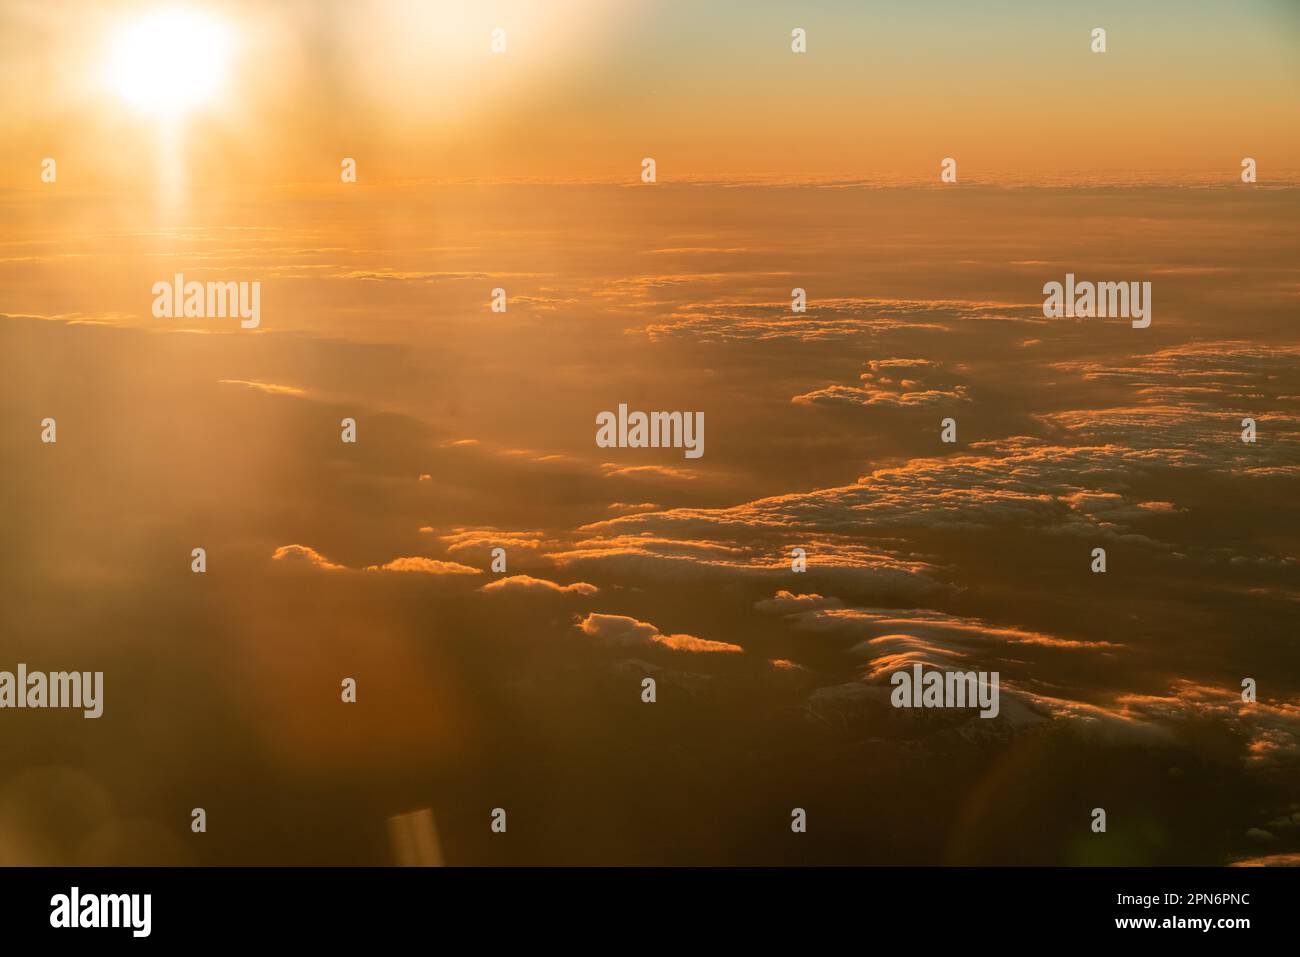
104;8;234;118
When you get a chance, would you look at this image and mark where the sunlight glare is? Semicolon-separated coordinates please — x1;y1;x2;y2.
105;8;234;118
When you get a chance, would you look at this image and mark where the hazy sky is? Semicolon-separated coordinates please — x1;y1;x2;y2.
2;0;1298;185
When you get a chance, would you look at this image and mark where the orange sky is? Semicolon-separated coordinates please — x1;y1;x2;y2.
3;0;1298;187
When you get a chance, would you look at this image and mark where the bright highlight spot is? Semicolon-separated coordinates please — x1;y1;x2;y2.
104;8;234;117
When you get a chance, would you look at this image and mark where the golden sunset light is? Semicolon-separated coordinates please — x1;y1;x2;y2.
0;0;1297;942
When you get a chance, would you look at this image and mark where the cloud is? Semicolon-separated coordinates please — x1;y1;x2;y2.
1003;680;1300;762
271;546;479;576
332;269;536;283
838;608;1120;652
365;557;481;576
599;464;699;481
1231;853;1300;867
577;613;659;647
1038;406;1300;474
439;528;547;553
653;632;744;653
575;440;1252;562
753;591;845;614
793;358;968;408
217;379;305;396
751;587;1300;768
753;592;1116;678
576;613;742;654
271;544;346;571
478;575;598;595
548;527;946;587
1055;342;1300;410
643;296;1043;343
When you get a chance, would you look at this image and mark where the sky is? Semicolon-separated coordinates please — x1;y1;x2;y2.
3;0;1299;185
0;1;1298;866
